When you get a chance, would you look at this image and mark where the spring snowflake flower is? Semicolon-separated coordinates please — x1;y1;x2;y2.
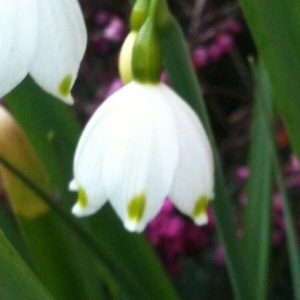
0;0;87;103
70;81;214;232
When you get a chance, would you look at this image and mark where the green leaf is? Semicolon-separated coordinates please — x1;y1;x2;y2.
156;3;254;299
243;62;274;299
245;61;300;300
4;77;179;299
4;78;117;299
0;201;30;262
237;3;300;297
5;76;80;201
239;0;300;159
0;229;53;300
88;205;180;300
0;106;81;297
0;154;178;299
274;159;300;300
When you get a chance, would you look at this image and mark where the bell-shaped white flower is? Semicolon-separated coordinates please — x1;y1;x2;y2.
70;81;214;232
0;0;87;103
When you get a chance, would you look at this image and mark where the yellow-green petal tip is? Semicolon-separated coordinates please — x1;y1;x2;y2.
77;187;88;208
58;74;72;97
127;193;146;222
192;196;208;219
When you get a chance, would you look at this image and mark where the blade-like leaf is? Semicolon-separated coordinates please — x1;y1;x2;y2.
243;62;273;299
156;2;254;299
239;0;300;159
4;77;179;299
238;2;300;297
0;229;53;300
274;158;300;300
2;87;101;299
246;61;300;300
5;76;80;201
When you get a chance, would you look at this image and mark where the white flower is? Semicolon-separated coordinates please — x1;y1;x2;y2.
70;81;214;232
0;0;87;103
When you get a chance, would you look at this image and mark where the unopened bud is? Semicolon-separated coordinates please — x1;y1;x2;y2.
118;31;137;83
0;107;50;219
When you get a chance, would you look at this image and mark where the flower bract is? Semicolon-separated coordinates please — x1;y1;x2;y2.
0;0;87;103
70;81;214;232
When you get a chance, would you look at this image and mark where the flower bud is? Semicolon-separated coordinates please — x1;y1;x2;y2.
118;0;150;83
0;107;50;219
118;31;137;83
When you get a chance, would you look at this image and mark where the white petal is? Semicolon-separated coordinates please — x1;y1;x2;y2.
70;82;144;216
68;178;78;191
101;82;179;232
195;213;209;226
0;0;38;97
162;84;214;223
70;102;114;216
30;0;87;103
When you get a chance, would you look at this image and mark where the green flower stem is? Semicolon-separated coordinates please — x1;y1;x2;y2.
131;0;163;83
132;22;162;83
0;155;153;300
130;0;150;31
154;2;255;299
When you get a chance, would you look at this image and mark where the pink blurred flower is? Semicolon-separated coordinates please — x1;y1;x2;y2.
192;48;209;69
227;20;242;34
95;10;111;26
103;17;125;43
236;166;249;181
104;78;123;98
146;199;214;274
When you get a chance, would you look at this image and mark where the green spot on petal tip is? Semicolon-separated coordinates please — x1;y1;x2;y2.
192;196;208;219
77;187;88;208
58;74;72;97
127;193;146;222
